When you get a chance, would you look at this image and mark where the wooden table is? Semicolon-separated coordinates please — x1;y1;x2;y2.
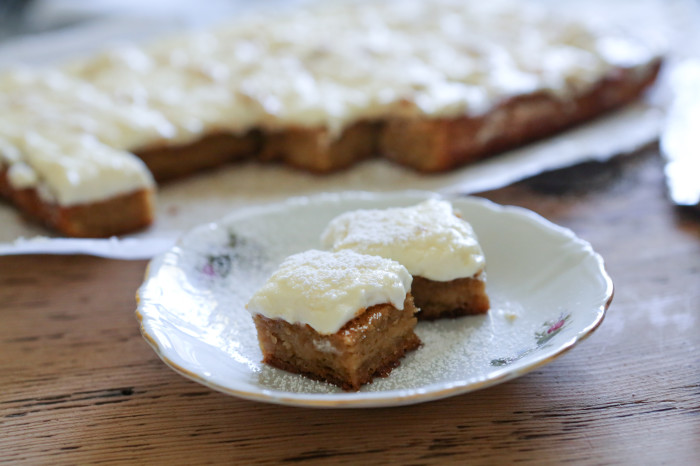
1;148;699;464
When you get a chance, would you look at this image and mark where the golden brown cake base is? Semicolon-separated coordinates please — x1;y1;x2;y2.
135;131;261;182
259;121;381;173
380;61;662;172
0;167;154;238
253;296;421;391
412;274;490;320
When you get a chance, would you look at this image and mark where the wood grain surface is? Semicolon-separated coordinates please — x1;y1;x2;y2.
1;149;699;464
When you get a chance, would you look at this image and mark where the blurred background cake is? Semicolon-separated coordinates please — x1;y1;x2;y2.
0;0;671;237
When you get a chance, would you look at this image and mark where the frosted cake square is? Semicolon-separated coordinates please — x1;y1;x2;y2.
246;249;421;391
322;199;489;319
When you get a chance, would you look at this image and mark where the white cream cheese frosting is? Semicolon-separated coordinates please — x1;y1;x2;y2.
322;199;485;282
0;0;662;206
0;130;155;206
246;249;412;335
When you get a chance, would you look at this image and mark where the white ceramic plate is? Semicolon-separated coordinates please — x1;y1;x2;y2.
136;191;612;408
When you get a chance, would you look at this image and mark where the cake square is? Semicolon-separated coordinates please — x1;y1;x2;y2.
322;199;490;319
247;249;420;391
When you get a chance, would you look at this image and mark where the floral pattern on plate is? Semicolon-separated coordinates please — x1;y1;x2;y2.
491;313;572;367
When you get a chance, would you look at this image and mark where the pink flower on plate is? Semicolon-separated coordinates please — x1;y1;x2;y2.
535;313;571;345
202;263;216;277
492;312;572;366
547;318;566;334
